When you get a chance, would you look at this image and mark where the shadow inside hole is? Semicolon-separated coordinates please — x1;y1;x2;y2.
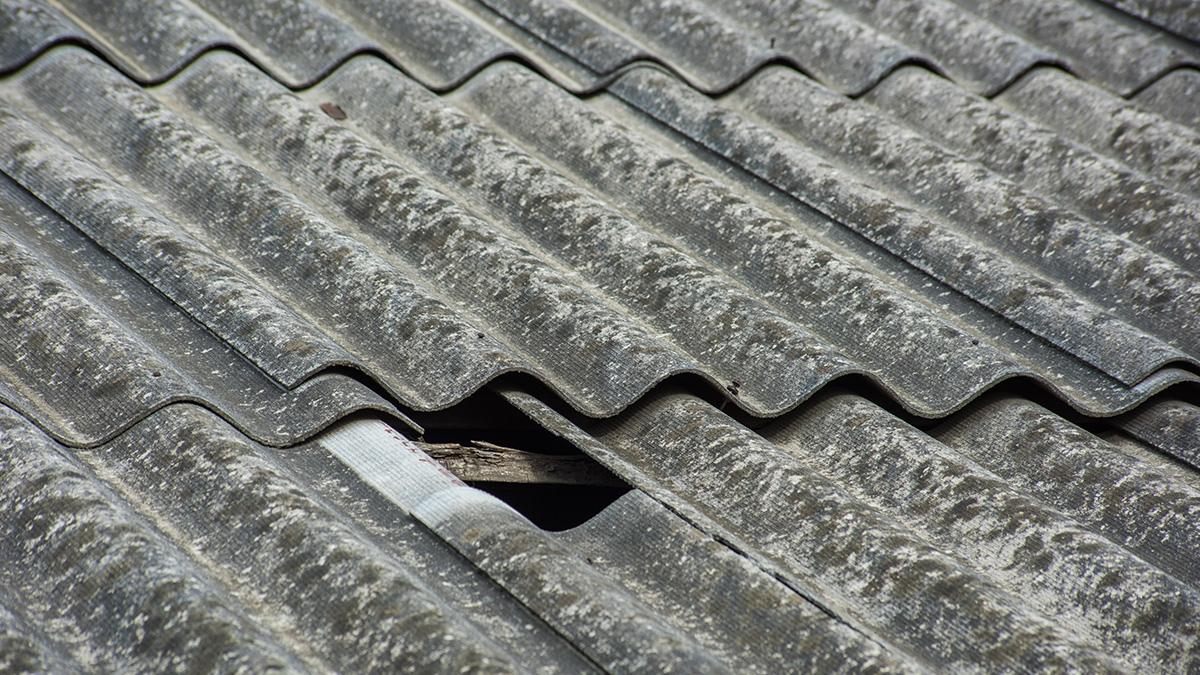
403;385;633;530
467;481;631;531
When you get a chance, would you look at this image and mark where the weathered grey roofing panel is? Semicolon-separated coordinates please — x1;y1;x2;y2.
586;389;1128;674
0;100;361;390
717;66;1200;364
308;56;877;416
4;46;1193;424
9;0;235;81
2;394;987;674
829;0;1055;95
454;62;1200;415
0;0;589;89
1;2;1198;674
931;395;1200;591
2;47;715;418
0;406;315;674
506;381;1200;674
5;0;1199;98
0;401;633;674
475;0;1200;96
0;0;89;73
1115;399;1200;469
0;171;400;447
478;0;919;94
863;66;1200;272
607;67;1198;396
762;390;1200;673
951;0;1200;95
1091;0;1200;43
558;490;929;675
997;67;1200;199
1133;68;1200;131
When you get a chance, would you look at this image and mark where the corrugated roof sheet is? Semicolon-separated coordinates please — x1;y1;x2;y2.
2;0;1200;672
509;385;1200;673
1;46;1195;425
4;0;1200;95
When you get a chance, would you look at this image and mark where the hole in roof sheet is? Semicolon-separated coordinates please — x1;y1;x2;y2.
466;482;630;531
405;387;631;530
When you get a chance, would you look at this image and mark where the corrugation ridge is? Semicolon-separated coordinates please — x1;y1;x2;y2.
1115;398;1200;470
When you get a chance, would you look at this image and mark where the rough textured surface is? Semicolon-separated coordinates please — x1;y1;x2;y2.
1134;68;1200;131
1091;0;1200;42
5;47;1193;420
586;390;1130;674
2;1;1200;673
864;66;1200;273
3;0;1199;95
0;169;401;447
997;68;1200;199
